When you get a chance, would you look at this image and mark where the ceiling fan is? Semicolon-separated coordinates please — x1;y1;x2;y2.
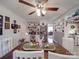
19;0;59;16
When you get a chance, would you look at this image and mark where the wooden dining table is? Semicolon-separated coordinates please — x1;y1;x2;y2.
1;42;72;59
17;42;72;59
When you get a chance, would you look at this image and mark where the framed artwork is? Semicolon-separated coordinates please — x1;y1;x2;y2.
0;15;3;35
12;20;21;33
5;16;10;22
5;16;10;29
0;28;3;35
12;24;18;29
5;23;10;29
15;24;18;29
11;24;15;29
0;15;3;28
11;20;18;34
0;15;3;19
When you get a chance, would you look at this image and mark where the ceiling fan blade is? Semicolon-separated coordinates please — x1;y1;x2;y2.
46;7;59;11
43;0;48;4
19;0;35;7
28;11;36;15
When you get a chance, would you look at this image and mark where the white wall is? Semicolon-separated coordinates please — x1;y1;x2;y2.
53;19;64;45
0;4;27;57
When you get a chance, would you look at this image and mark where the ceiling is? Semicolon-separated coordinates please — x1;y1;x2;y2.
0;0;79;23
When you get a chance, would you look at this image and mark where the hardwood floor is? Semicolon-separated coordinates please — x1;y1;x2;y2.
0;42;72;59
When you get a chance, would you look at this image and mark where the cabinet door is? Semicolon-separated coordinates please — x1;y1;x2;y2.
0;40;3;57
75;36;79;45
2;38;11;56
62;38;74;53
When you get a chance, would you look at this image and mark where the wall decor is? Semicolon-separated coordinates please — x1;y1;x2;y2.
0;15;3;28
5;16;10;29
12;20;18;34
0;15;3;35
11;24;18;29
15;24;18;29
11;20;21;33
11;24;15;29
0;28;3;35
5;23;10;29
5;16;10;22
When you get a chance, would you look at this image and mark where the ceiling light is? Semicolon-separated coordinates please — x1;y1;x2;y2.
42;8;46;15
36;8;41;16
19;0;59;16
36;7;46;16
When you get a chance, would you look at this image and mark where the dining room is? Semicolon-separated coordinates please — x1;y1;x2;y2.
0;0;79;59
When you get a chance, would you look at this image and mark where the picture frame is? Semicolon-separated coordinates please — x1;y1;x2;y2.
5;16;10;22
0;15;3;20
0;28;3;35
5;16;10;29
5;23;10;29
0;15;3;35
0;15;3;28
11;24;15;29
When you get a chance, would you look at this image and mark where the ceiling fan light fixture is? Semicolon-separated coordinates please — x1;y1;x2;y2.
19;0;58;16
36;6;46;16
36;9;46;16
36;8;41;16
42;8;46;15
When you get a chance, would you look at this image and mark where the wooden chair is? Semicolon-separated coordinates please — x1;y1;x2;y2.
13;50;44;59
48;51;79;59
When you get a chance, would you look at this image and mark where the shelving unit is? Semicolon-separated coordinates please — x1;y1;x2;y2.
27;22;40;42
27;21;47;42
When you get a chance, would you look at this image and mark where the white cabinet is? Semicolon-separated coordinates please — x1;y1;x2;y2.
62;37;74;54
0;37;21;58
0;40;3;57
2;38;10;56
0;37;13;58
75;35;79;45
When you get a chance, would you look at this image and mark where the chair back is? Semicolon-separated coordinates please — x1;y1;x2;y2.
13;50;44;59
48;52;79;59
